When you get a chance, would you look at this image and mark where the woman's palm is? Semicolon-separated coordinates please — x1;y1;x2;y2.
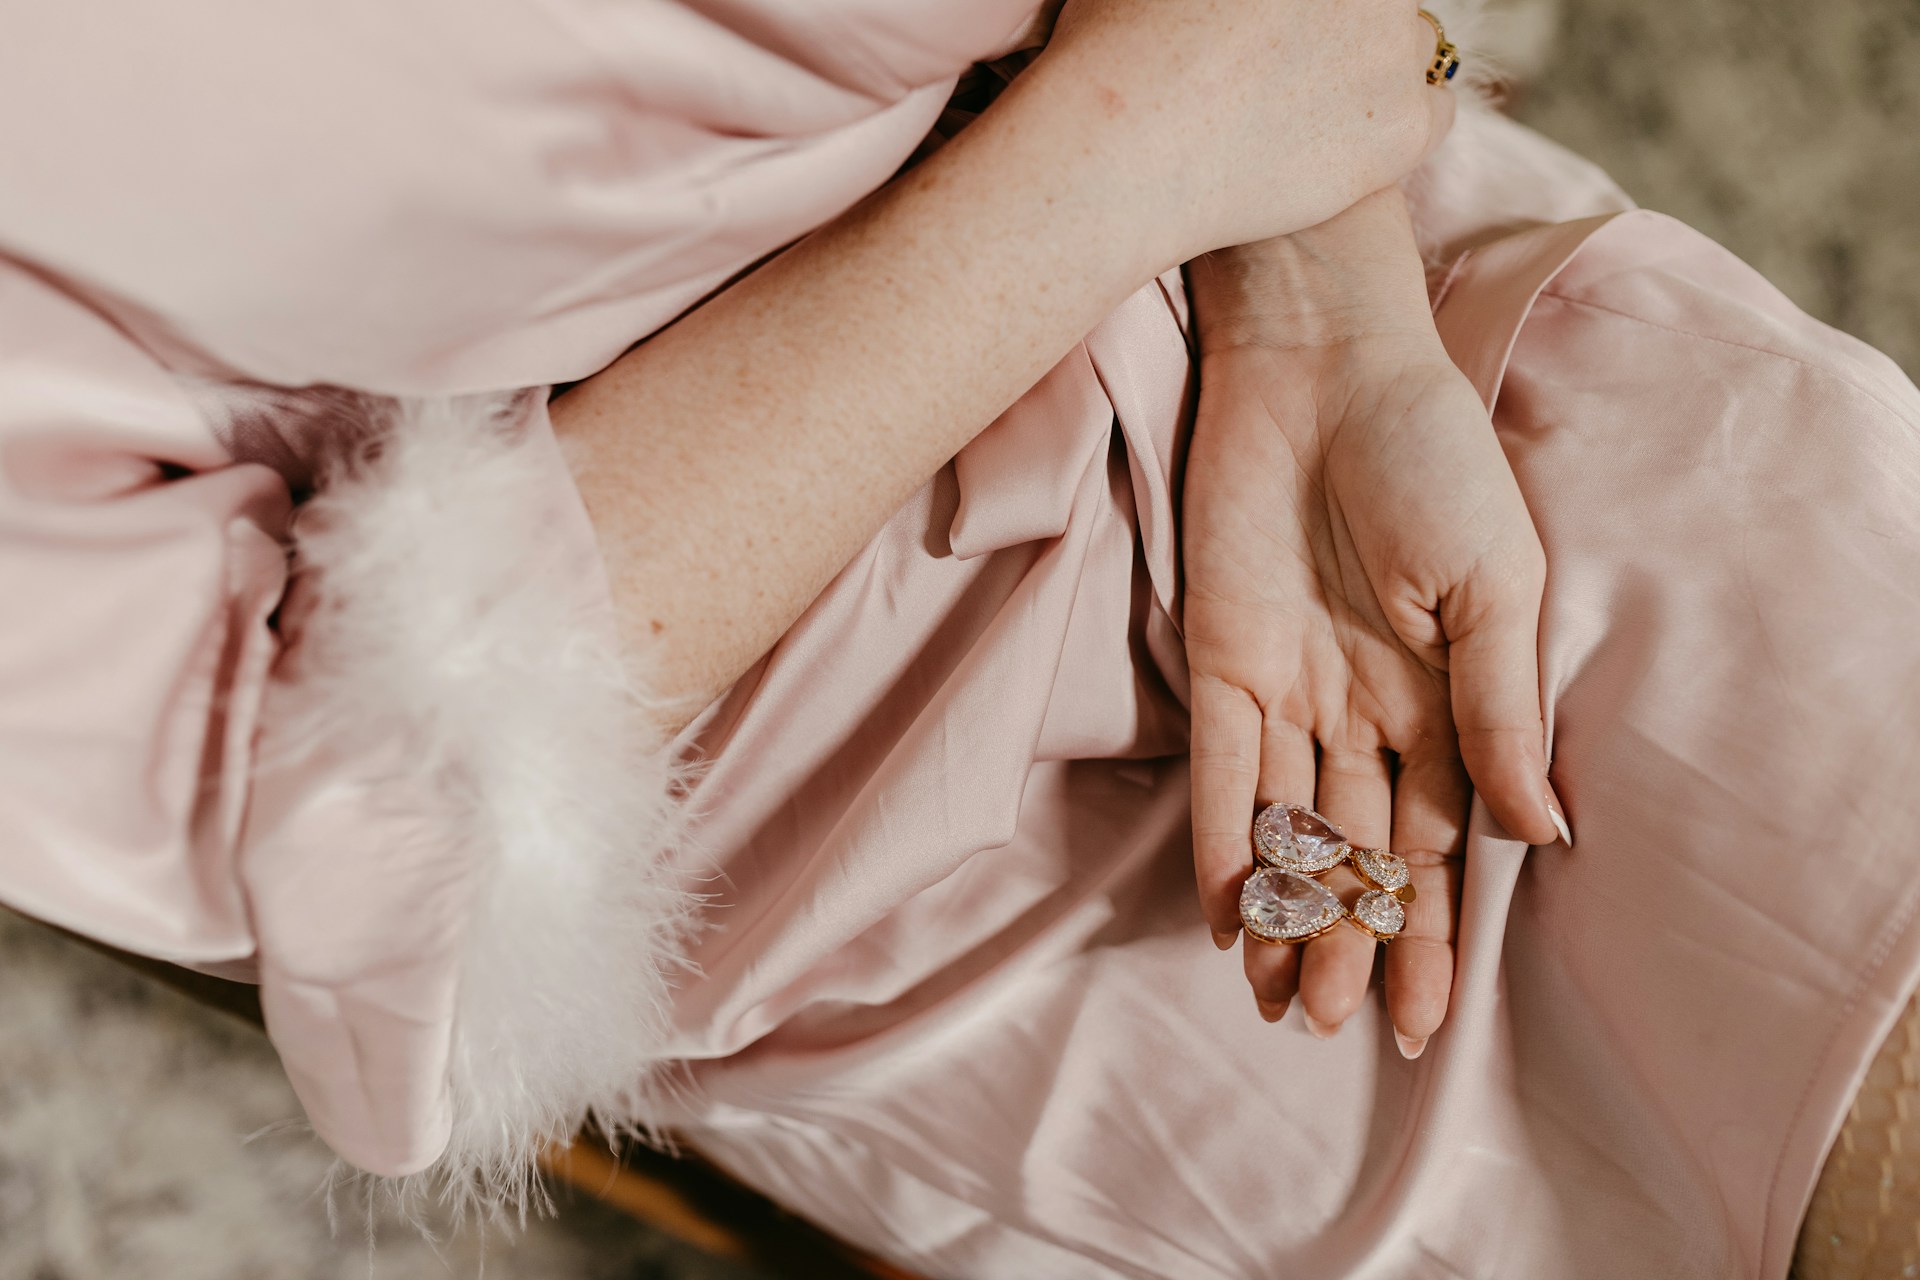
1184;341;1557;1048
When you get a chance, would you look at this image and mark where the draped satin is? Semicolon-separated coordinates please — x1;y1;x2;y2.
658;211;1920;1279
2;3;1918;1275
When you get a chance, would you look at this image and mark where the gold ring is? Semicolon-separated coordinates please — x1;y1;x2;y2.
1253;801;1349;874
1240;867;1347;944
1241;805;1414;943
1251;803;1417;905
1349;846;1417;904
1348;890;1408;941
1238;867;1408;944
1418;9;1461;85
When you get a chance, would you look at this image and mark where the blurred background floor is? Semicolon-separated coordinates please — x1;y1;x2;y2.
0;911;760;1280
1511;0;1919;376
3;2;1915;1278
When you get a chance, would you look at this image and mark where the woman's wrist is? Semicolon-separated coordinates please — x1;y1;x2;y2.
1186;187;1440;354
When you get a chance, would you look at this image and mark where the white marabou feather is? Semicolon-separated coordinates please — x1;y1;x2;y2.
280;393;697;1219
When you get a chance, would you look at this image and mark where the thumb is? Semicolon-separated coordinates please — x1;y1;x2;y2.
1440;570;1564;848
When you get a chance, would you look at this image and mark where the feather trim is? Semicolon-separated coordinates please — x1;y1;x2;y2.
263;392;696;1215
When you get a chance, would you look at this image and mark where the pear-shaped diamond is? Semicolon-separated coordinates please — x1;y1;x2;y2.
1351;890;1406;939
1253;802;1349;874
1239;867;1345;943
1350;847;1411;896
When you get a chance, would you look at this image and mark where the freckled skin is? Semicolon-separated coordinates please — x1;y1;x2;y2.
552;0;1452;735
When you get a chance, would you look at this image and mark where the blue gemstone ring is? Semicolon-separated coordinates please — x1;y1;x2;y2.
1418;9;1462;85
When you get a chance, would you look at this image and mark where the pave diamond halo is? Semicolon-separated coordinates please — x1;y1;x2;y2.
1349;847;1415;902
1349;890;1407;941
1239;867;1347;944
1252;802;1350;875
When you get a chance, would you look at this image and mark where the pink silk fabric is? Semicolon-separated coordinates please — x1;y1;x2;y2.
661;206;1920;1278
3;3;1920;1276
0;0;1036;1176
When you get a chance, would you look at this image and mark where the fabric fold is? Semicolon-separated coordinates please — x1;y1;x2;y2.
5;4;1919;1274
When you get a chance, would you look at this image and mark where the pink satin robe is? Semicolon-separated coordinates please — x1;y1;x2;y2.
3;3;1918;1277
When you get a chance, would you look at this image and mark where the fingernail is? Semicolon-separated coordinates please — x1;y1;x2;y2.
1394;1029;1429;1060
1545;785;1573;848
1256;998;1288;1023
1303;1014;1339;1040
1212;929;1239;951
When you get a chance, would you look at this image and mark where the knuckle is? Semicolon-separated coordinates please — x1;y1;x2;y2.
1318;750;1381;781
1192;823;1253;853
1395;845;1456;869
1190;745;1258;776
1403;890;1457;940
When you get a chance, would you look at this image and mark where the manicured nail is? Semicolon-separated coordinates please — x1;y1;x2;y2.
1394;1029;1429;1060
1213;929;1239;951
1303;1014;1339;1040
1545;785;1573;848
1256;998;1288;1023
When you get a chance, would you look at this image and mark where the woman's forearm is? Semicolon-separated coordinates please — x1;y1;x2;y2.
552;61;1173;725
553;0;1449;727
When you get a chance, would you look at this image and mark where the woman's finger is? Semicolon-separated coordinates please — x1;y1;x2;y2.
1296;865;1380;1035
1241;714;1320;1015
1295;747;1394;1034
1383;853;1461;1056
1257;715;1318;817
1391;743;1470;862
1317;745;1395;850
1190;675;1264;944
1385;747;1470;1054
1441;565;1565;848
1244;932;1302;1022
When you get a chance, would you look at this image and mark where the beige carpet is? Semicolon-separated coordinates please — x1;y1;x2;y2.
4;2;1915;1276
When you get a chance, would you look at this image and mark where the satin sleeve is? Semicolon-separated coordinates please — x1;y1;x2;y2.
0;258;289;967
0;261;694;1186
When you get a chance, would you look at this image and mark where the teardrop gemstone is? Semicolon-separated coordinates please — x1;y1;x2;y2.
1239;867;1345;943
1350;847;1412;897
1253;802;1349;874
1351;890;1407;940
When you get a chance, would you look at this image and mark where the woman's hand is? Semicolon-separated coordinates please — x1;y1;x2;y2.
1182;188;1568;1053
1033;0;1456;262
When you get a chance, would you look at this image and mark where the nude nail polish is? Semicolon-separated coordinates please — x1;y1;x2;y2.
1212;929;1238;951
1394;1030;1429;1060
1256;998;1288;1023
1303;1014;1338;1040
